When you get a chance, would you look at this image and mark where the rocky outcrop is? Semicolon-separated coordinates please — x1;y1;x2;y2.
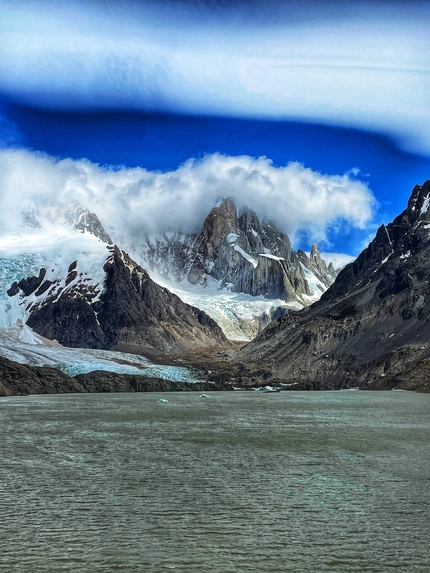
297;244;337;290
0;355;86;396
238;180;430;393
0;355;232;396
143;198;337;305
64;201;113;244
8;246;228;354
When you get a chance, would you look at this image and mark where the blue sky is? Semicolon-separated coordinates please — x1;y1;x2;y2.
1;0;429;260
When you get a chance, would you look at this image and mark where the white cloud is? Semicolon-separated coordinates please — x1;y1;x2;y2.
320;252;356;270
0;1;429;153
0;148;375;249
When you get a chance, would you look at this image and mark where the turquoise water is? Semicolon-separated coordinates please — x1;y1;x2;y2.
1;391;429;572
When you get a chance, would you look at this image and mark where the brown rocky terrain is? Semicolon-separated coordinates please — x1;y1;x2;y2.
237;180;430;393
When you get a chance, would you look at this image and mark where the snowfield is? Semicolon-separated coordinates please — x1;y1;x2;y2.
147;271;302;341
0;226;109;329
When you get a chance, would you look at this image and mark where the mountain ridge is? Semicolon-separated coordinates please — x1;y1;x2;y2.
238;180;430;392
6;241;228;354
141;197;337;321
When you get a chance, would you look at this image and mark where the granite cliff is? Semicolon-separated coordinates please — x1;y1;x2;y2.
142;198;337;305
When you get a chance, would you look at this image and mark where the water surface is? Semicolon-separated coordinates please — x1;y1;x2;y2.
1;391;429;572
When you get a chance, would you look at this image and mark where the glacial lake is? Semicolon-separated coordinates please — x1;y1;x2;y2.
1;391;429;573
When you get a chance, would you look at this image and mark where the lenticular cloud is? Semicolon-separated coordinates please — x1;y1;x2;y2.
0;148;375;247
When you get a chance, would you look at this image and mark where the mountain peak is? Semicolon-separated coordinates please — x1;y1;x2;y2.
310;243;321;261
64;201;113;245
218;197;237;219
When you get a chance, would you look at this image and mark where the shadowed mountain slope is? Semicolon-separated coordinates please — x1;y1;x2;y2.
8;245;228;354
238;180;430;392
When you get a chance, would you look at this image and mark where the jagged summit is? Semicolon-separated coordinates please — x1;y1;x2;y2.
142;197;337;306
239;180;430;392
297;244;335;291
64;201;113;245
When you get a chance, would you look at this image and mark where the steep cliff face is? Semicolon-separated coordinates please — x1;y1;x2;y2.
238;180;430;392
143;198;337;305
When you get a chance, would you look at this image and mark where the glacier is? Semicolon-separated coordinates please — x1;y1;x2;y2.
0;227;201;381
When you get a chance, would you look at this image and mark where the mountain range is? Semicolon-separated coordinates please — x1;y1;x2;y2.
1;180;429;394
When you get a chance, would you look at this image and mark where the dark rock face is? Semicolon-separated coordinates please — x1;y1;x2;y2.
8;247;228;353
0;355;232;397
143;198;337;304
238;180;430;393
95;248;227;352
0;355;86;396
7;268;47;297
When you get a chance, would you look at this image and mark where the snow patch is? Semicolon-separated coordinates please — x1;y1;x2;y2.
299;262;326;299
226;233;239;244
384;226;393;248
260;253;285;262
233;245;258;268
381;253;393;264
420;193;430;215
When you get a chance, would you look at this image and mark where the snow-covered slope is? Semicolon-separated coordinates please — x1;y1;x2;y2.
149;271;302;341
0;226;109;331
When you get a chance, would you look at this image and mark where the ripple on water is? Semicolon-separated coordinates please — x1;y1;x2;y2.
0;391;429;572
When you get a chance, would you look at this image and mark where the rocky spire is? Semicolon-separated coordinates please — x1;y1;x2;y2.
65;201;113;245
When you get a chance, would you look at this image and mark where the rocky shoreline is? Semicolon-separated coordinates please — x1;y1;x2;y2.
2;343;429;397
0;355;233;397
